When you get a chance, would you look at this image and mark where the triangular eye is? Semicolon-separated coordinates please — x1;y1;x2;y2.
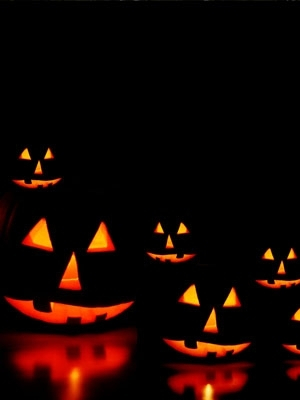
262;248;274;260
223;287;241;307
87;222;116;252
177;222;189;234
291;309;300;321
154;222;164;234
44;148;54;159
19;148;31;160
178;284;200;306
287;248;297;260
22;218;53;251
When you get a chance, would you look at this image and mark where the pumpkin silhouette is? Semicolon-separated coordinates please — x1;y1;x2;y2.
0;188;136;325
9;144;64;190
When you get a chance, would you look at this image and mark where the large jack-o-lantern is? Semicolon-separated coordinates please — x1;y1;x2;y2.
0;189;136;325
10;144;63;189
255;246;300;289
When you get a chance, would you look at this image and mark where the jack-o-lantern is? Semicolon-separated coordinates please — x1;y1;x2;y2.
0;326;137;400
255;246;300;289
10;144;63;189
281;301;300;356
145;216;197;264
165;362;253;400
0;189;136;325
162;283;252;359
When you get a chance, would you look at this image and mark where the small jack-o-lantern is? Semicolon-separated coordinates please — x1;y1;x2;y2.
165;362;253;400
0;189;136;325
10;144;63;189
281;304;300;356
255;246;300;289
161;279;252;360
145;217;197;264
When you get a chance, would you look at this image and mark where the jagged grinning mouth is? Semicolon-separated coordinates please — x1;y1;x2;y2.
4;296;134;324
12;178;62;188
146;252;196;263
255;279;300;289
163;338;251;358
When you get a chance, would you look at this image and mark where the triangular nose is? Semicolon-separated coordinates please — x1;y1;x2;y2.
59;252;82;290
165;235;174;249
203;308;218;333
34;161;43;175
277;261;286;275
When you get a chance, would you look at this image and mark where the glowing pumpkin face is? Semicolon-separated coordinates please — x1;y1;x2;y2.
11;144;63;189
0;190;136;325
255;246;300;289
145;218;197;264
161;280;252;360
281;306;300;355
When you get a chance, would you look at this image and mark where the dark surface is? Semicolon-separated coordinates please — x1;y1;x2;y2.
0;140;300;399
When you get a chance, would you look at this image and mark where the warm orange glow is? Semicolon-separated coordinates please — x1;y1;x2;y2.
223;287;241;307
4;297;134;324
146;252;196;263
2;327;136;391
22;218;53;251
203;308;218;333
177;222;189;234
277;261;286;275
166;362;251;399
154;222;164;233
255;279;300;288
34;161;43;175
44;148;54;159
19;148;31;160
166;235;174;249
12;178;62;189
287;248;297;259
282;344;300;355
163;339;251;358
291;308;300;321
262;248;274;260
285;362;300;380
178;284;200;306
87;222;116;252
59;252;81;291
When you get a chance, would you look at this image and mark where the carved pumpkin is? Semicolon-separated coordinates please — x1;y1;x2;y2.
0;326;136;400
10;144;63;189
161;280;252;359
145;215;197;264
165;362;253;400
255;246;300;289
0;189;136;325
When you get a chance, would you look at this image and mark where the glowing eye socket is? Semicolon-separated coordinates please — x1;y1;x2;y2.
19;148;31;160
177;222;189;234
44;148;54;159
22;218;53;251
287;248;297;260
292;309;300;321
223;287;241;308
262;248;274;260
87;222;116;252
178;284;200;306
154;222;164;234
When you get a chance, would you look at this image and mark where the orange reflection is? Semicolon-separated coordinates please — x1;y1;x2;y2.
0;327;137;400
285;360;300;380
166;362;253;400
